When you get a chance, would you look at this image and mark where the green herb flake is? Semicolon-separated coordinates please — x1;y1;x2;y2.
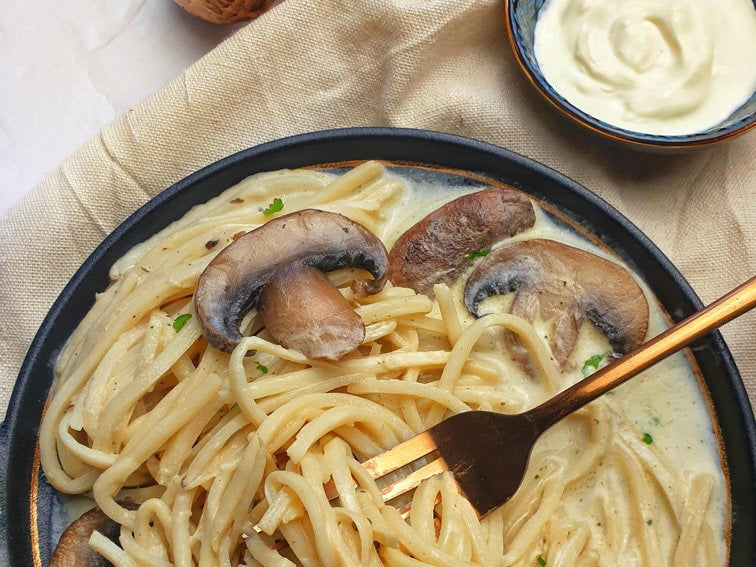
172;313;192;332
642;433;654;444
646;519;653;525
255;362;268;374
581;353;605;376
466;246;491;262
263;197;284;215
537;556;547;567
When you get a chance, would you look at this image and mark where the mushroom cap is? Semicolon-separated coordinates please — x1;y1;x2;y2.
49;503;137;567
195;208;388;353
259;263;365;360
387;188;535;297
464;239;649;364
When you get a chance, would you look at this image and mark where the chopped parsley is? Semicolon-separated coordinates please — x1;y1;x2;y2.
642;433;654;444
537;556;547;566
172;313;192;332
263;197;284;215
255;362;268;374
647;519;653;525
466;246;491;261
581;353;605;376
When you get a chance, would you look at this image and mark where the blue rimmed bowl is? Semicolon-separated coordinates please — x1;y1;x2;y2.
504;0;756;151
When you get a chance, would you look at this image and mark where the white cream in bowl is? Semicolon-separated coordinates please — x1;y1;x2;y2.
533;0;756;135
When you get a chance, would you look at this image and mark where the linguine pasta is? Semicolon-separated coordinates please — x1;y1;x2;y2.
40;161;726;566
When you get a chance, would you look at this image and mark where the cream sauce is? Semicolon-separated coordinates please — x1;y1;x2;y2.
533;0;756;135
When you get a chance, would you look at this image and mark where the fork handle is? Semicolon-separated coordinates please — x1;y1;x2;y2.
529;276;756;431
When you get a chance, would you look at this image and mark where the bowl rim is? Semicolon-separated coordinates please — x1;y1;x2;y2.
503;0;756;149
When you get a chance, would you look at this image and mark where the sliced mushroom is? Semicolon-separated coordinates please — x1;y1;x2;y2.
387;188;535;297
49;503;136;566
195;209;389;358
464;239;649;364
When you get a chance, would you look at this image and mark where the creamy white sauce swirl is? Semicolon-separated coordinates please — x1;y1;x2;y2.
534;0;756;135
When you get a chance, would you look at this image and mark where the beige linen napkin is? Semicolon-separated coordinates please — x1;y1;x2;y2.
0;0;754;422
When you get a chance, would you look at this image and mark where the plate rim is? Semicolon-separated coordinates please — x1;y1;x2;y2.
2;126;754;565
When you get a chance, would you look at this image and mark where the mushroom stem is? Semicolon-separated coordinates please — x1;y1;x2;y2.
259;264;365;360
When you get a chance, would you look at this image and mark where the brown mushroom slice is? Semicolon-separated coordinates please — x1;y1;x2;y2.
195;208;388;354
49;503;136;566
387;188;535;297
463;239;649;365
259;263;365;360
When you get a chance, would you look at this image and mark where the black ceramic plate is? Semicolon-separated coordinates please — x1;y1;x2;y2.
1;128;754;566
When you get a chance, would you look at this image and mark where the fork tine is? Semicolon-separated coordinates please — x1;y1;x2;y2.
360;430;437;480
378;457;448;502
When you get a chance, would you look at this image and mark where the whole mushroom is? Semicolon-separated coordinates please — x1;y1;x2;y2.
388;188;536;297
195;209;389;360
464;238;649;365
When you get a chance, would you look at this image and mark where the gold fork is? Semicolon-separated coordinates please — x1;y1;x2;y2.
359;276;756;518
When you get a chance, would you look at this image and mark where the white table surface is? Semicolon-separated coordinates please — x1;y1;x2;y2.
1;0;239;215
